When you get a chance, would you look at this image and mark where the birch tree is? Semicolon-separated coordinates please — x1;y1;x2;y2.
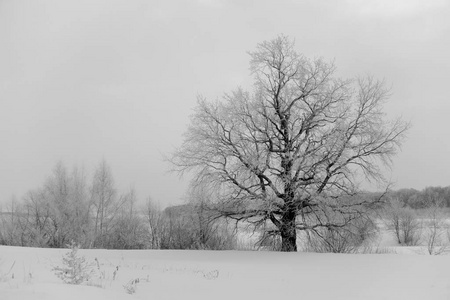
90;160;117;248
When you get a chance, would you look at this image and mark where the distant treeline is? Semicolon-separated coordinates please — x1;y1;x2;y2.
389;186;450;209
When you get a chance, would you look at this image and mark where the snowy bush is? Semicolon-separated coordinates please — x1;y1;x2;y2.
257;232;282;251
425;205;449;254
384;199;422;246
53;241;94;284
203;269;219;280
300;216;378;253
123;278;139;294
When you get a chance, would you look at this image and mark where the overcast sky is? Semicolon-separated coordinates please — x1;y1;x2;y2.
1;0;449;208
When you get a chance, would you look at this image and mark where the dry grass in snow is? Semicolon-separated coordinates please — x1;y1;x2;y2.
1;245;450;300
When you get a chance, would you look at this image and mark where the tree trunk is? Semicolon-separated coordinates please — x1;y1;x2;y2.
281;231;297;251
280;210;297;252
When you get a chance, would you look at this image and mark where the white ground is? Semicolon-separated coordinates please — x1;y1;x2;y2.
2;241;450;300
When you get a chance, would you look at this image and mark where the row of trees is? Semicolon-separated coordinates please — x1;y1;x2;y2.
0;160;129;248
389;187;450;209
0;161;236;250
1;160;448;253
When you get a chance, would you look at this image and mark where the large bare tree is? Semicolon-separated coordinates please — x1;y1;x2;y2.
172;35;409;251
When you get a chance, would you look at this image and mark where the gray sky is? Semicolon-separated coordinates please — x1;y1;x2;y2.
1;0;449;208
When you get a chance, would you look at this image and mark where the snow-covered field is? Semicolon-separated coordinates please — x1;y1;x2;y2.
1;242;450;300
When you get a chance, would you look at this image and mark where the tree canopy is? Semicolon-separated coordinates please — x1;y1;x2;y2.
172;35;409;251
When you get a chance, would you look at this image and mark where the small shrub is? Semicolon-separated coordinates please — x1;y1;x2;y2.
203;269;219;280
123;278;139;294
400;209;421;246
53;241;94;284
425;205;449;255
256;231;282;251
0;259;15;282
302;227;358;253
301;217;378;253
359;244;397;254
384;198;422;246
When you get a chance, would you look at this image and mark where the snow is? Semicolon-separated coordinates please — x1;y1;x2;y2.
1;245;450;300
